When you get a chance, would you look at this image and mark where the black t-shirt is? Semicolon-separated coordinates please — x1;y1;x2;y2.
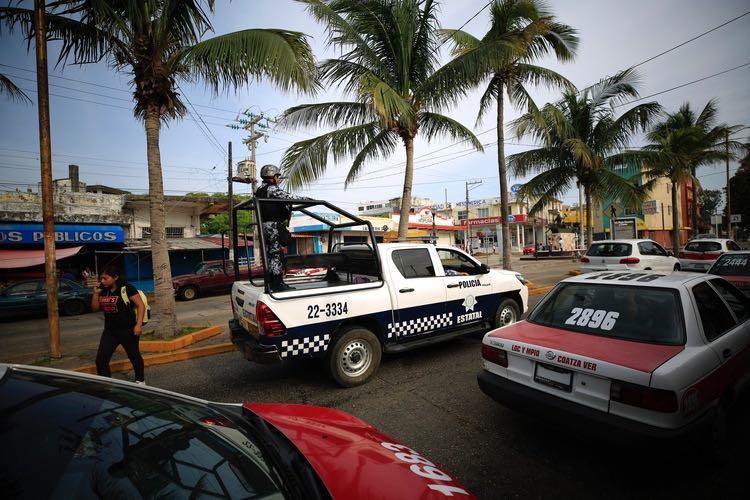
99;284;138;333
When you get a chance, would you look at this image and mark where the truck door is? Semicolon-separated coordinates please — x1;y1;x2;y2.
388;247;448;343
437;248;495;328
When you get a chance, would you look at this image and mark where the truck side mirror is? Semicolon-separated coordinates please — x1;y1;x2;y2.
480;264;490;274
207;270;216;277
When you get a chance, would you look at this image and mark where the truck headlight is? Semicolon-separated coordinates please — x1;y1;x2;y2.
515;273;526;285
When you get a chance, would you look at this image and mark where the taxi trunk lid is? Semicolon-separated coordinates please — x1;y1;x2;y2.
484;321;684;411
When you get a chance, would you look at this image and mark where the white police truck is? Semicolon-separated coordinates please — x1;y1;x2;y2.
227;197;528;387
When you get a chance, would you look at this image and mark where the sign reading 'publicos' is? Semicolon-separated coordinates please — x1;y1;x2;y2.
0;223;125;245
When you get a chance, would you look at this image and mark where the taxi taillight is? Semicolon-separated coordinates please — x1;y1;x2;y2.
580;256;590;263
481;344;508;367
610;380;678;413
256;301;286;337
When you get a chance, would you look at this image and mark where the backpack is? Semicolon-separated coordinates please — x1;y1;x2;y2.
120;286;152;324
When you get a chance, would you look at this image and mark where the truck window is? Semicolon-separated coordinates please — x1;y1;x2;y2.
392;249;435;279
437;249;481;276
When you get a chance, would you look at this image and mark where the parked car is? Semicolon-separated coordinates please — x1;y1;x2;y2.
579;239;679;272
679;238;742;272
708;251;750;296
0;364;475;499
0;278;92;318
477;271;750;458
522;244;536;255
172;260;326;301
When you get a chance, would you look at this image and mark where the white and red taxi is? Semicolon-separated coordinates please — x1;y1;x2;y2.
0;364;475;499
478;271;750;451
679;238;742;272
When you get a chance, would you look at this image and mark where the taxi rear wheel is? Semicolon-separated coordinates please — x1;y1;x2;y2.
328;327;381;388
494;298;520;328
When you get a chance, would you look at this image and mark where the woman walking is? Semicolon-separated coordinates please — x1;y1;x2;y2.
91;265;146;384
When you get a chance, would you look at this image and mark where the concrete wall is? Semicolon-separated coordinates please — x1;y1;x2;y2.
0;190;128;225
126;201;202;239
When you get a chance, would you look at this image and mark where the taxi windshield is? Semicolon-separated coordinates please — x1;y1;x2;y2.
711;254;750;276
529;283;685;345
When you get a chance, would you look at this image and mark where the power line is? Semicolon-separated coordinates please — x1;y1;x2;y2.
434;0;493;52
177;83;227;157
631;11;750;70
613;61;750;108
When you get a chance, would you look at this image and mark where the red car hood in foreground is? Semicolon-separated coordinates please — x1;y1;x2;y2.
488;321;684;373
245;403;475;499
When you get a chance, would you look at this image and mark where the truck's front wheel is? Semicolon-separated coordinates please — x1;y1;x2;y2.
494;298;520;328
328;327;382;388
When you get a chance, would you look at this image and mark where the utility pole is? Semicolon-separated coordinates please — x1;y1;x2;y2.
35;0;60;359
229;111;273;264
227;140;233;252
726;130;732;240
578;182;584;248
464;179;482;253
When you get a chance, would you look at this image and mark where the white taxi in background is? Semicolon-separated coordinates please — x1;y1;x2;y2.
579;239;680;272
478;271;750;457
679;238;742;272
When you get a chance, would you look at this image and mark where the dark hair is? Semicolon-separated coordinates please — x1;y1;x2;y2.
100;264;125;287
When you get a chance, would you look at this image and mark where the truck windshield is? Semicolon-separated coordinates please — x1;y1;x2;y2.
529;283;685;345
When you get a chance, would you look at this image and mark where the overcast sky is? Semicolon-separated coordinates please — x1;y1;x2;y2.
1;0;748;211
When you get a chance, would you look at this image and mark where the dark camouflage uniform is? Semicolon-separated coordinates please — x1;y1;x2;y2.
257;182;308;278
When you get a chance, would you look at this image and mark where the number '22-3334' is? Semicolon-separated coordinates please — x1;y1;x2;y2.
307;302;348;319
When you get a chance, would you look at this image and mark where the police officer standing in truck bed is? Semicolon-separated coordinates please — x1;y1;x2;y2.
255;164;310;292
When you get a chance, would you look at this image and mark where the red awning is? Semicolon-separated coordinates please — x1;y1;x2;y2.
0;246;83;269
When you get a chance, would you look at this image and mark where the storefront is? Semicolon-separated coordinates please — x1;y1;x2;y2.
460;215;546;252
0;222;126;282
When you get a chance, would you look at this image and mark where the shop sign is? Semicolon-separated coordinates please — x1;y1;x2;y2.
0;223;125;245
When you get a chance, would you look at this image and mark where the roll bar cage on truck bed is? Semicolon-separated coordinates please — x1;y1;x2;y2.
230;197;384;296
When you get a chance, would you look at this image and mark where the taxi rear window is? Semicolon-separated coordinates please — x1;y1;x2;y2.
684;241;722;252
586;243;631;257
529;283;685;345
710;254;750;276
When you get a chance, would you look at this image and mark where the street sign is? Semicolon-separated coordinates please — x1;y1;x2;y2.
710;215;723;225
510;184;523;193
730;214;742;223
612;218;637;240
642;200;659;215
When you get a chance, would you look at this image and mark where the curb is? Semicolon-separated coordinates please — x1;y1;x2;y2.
116;325;222;353
529;286;553;296
75;342;236;374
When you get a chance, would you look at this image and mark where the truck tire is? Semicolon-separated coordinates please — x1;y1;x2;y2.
328;327;382;388
494;298;520;329
178;286;198;301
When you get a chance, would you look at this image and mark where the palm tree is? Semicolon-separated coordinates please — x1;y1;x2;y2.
279;0;483;239
640;102;742;251
4;0;317;336
507;69;661;246
440;0;578;270
0;73;31;102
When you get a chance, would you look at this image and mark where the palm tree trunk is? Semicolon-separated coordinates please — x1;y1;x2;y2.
497;81;512;270
145;104;178;337
584;185;593;247
671;180;680;253
397;135;415;240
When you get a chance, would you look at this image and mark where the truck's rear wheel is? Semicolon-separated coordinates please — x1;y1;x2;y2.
178;286;198;301
494;298;520;328
328;327;381;388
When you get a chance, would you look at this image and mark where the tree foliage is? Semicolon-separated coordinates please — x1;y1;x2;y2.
279;0;483;238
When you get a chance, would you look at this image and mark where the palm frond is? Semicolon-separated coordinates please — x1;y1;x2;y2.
507;146;564;176
281;121;381;189
0;73;31;103
418;112;484;151
278;102;376;131
180;28;318;94
359;72;415;129
437;28;481;57
345;129;400;186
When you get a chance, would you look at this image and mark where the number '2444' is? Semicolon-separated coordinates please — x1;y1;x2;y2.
565;308;619;331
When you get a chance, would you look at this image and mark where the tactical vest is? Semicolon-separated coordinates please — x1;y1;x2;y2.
256;184;290;223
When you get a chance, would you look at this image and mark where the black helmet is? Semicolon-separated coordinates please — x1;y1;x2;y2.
260;164;282;180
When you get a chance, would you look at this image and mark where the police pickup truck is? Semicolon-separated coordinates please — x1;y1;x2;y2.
230;243;528;387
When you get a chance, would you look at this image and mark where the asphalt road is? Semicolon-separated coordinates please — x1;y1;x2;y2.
126;295;747;500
